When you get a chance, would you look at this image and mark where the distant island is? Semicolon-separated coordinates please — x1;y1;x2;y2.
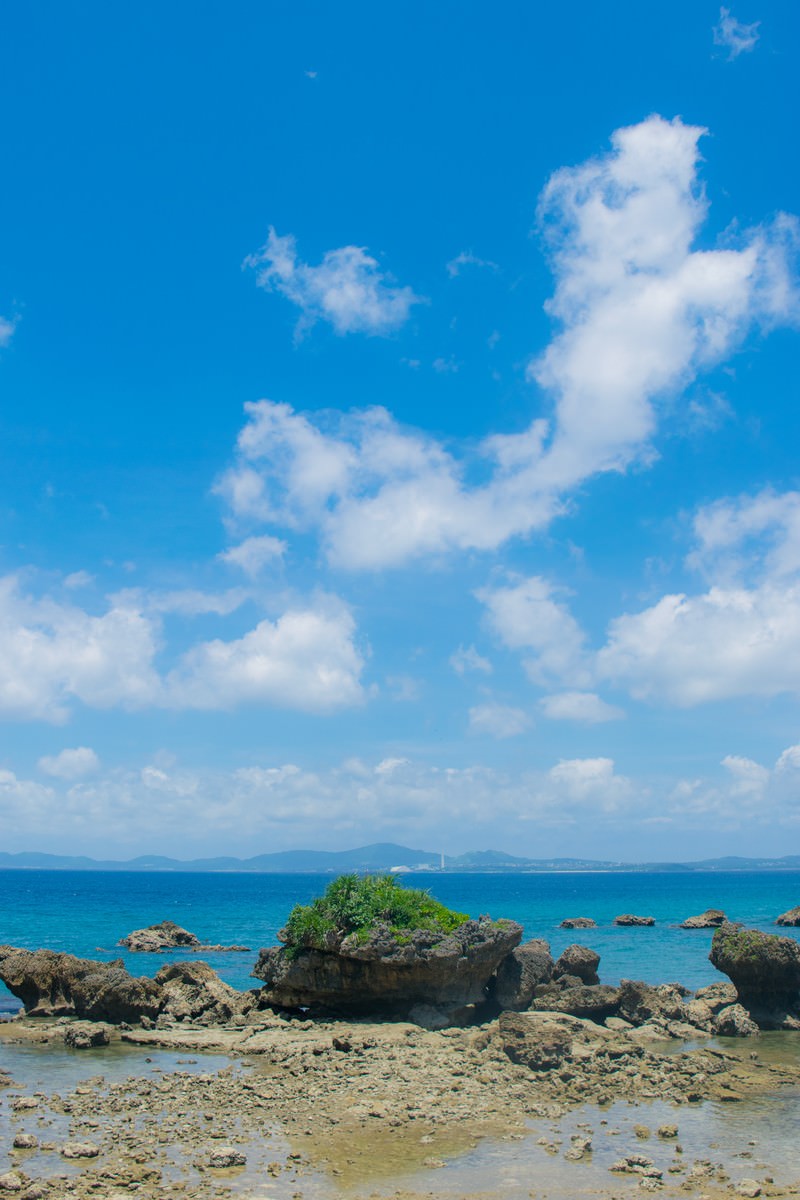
0;844;799;874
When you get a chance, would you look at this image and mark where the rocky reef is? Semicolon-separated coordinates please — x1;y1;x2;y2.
614;914;655;926
118;920;249;953
776;905;800;927
680;908;727;929
558;916;596;929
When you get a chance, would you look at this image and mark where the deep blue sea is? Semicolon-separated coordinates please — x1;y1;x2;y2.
1;868;799;1010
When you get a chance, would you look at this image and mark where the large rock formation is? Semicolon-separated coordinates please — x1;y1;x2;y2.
492;938;553;1011
680;909;727;929
776;906;800;927
709;923;800;1027
0;946;250;1025
531;984;620;1022
0;947;162;1021
118;920;249;953
254;917;522;1022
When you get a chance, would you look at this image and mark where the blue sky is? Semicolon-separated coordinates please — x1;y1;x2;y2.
1;1;799;860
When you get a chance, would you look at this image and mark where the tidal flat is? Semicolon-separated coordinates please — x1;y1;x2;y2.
2;1016;800;1200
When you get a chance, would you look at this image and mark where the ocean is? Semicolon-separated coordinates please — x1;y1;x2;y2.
2;867;800;1007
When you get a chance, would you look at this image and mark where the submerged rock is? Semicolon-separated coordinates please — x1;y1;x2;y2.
492;938;553;1011
614;914;655;926
776;906;800;927
680;909;727;929
254;917;522;1021
119;920;249;953
553;944;600;986
0;947;162;1022
709;923;800;1027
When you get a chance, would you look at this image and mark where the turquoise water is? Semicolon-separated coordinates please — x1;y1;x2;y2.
1;868;799;1009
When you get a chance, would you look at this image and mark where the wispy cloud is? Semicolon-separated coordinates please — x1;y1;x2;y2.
244;228;424;339
713;7;760;59
446;250;499;278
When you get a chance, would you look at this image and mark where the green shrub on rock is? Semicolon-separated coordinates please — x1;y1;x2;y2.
280;873;469;954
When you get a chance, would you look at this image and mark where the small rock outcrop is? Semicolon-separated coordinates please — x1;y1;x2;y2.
680;909;727;929
553;944;600;986
156;961;252;1024
776;906;800;927
118;920;249;953
63;1021;110;1049
0;947;162;1022
254;917;522;1022
712;1002;760;1037
492;938;553;1011
559;917;596;929
709;923;800;1027
614;914;655;926
531;984;620;1021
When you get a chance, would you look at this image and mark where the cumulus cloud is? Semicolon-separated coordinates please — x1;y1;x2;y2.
597;582;800;705
595;487;800;706
165;600;365;713
547;757;633;812
218;535;287;576
478;576;592;689
222;119;798;569
38;747;100;780
244;228;423;338
468;702;531;738
0;576;162;722
0;576;365;720
540;691;623;723
713;7;760;59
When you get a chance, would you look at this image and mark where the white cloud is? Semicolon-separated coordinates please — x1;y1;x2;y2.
597;582;800;705
38;747;100;780
148;589;248;617
244;228;423;338
531;116;797;486
713;7;760;59
0;576;365;720
0;576;162;722
688;488;800;583
540;691;623;723
469;702;530;739
63;571;94;591
478;576;592;689
446;250;499;277
221;119;798;569
0;315;16;348
218;534;286;576
165;600;365;713
547;757;633;812
385;674;421;702
449;644;492;676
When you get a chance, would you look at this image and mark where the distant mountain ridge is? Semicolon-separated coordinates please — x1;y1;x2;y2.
0;844;799;873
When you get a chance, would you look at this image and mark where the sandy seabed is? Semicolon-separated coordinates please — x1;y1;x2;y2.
1;1014;800;1200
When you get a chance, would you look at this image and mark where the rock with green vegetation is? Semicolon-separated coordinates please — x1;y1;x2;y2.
776;906;800;927
253;873;522;1022
709;922;800;1027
